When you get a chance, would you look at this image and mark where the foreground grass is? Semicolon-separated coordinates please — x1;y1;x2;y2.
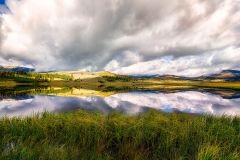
0;110;240;159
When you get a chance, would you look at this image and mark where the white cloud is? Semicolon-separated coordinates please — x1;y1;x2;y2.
104;51;142;71
0;0;239;75
113;47;240;77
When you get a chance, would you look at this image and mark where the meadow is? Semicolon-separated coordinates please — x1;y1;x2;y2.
0;109;239;159
1;70;240;92
1;70;240;159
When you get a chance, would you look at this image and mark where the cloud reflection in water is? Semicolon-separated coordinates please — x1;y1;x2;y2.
0;91;240;118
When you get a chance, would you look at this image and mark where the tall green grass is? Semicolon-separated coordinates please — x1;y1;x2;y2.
0;110;239;159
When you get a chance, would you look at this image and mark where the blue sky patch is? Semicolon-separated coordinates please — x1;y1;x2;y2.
0;0;10;14
0;0;5;5
162;56;173;62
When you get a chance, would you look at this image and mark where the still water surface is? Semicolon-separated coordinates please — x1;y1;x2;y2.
1;89;240;118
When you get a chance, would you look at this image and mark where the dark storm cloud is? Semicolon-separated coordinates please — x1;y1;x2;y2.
176;0;223;32
0;0;176;69
47;0;177;70
0;17;2;52
0;0;239;75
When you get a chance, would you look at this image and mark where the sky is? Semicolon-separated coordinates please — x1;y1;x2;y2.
0;0;240;76
0;0;5;5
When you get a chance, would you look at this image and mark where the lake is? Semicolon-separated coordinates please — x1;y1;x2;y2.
0;86;240;118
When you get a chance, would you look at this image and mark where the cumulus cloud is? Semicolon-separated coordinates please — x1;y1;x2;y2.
0;0;239;75
114;47;240;77
0;16;2;51
104;51;142;71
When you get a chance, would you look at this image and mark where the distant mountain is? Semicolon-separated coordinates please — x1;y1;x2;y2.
0;65;35;72
132;70;240;81
131;74;160;78
202;70;240;81
132;74;192;79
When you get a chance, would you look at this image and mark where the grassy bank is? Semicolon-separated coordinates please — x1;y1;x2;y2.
0;110;240;159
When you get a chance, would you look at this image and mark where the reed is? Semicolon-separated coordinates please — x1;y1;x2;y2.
0;110;239;159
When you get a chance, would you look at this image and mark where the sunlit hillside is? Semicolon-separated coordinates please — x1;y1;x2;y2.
55;71;116;80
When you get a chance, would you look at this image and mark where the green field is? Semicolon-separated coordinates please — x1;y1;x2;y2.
1;70;240;92
0;110;239;159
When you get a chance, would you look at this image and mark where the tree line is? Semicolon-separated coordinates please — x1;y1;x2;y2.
0;70;73;82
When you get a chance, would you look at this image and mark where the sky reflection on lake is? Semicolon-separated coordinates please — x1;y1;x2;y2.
0;91;240;118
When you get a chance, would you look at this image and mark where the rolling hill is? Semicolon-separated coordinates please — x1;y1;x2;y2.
145;70;240;81
0;65;239;81
203;70;240;81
